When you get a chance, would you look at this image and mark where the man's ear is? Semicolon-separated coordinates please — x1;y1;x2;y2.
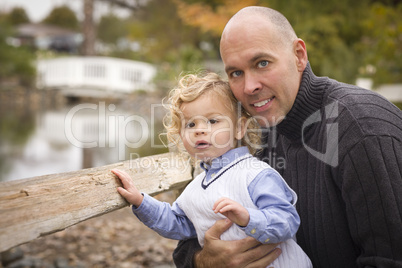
235;117;247;140
294;38;308;72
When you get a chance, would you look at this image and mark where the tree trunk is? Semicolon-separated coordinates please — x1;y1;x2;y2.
82;0;96;55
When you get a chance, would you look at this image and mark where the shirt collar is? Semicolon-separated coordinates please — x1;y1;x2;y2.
200;146;250;172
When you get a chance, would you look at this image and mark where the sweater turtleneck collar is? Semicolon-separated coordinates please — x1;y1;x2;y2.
276;62;328;141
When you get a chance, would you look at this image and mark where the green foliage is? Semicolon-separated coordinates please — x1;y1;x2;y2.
180;0;227;9
260;0;368;84
116;0;215;92
255;0;401;85
42;5;79;30
393;102;402;110
3;0;394;89
6;7;30;25
128;0;203;62
98;13;129;45
359;2;402;85
154;44;204;92
0;19;36;87
176;0;401;85
0;110;35;181
296;14;361;83
0;111;35;146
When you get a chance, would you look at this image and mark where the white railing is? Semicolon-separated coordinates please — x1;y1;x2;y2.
36;56;156;93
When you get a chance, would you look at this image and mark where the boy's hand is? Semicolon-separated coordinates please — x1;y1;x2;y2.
111;169;143;207
212;197;250;227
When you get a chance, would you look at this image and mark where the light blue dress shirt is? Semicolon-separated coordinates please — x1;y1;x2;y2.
132;146;300;244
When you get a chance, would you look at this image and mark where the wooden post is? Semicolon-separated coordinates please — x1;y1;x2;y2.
0;152;192;252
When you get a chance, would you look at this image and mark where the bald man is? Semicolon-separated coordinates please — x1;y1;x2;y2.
173;6;402;268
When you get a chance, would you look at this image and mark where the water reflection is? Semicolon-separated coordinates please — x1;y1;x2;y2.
0;94;167;182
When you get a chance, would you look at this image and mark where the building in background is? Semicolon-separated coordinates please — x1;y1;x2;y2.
14;23;82;53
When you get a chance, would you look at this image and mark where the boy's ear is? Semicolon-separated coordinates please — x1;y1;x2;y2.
235;117;247;140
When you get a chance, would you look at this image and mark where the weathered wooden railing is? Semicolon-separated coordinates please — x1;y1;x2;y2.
0;152;192;252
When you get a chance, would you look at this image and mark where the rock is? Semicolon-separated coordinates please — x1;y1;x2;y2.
54;258;70;268
5;256;53;268
1;247;24;266
18;199;178;268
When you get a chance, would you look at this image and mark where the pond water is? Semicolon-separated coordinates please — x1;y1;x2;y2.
0;92;168;182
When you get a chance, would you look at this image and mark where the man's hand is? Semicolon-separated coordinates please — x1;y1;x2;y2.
213;197;250;226
194;219;281;268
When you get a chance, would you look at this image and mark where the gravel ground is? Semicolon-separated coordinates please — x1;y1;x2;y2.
1;193;178;268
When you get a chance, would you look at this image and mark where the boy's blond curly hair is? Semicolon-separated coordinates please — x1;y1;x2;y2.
163;72;261;156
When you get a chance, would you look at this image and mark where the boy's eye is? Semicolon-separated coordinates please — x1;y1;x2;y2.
257;60;269;68
209;119;218;124
185;122;195;128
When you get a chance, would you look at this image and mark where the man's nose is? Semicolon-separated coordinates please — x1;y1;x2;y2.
244;72;262;94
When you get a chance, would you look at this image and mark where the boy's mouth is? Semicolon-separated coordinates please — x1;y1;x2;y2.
195;140;210;148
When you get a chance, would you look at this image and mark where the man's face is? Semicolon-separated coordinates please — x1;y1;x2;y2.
220;19;304;127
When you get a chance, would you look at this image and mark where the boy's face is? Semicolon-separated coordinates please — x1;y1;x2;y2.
179;91;245;164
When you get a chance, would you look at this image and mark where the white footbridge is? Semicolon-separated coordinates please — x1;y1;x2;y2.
36;56;156;97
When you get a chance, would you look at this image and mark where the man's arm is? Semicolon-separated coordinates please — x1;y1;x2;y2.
341;136;402;267
173;239;201;268
173;219;281;268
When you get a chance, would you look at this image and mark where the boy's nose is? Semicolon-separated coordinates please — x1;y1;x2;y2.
195;128;206;136
193;120;209;135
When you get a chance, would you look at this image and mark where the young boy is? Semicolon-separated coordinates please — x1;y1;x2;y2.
112;72;312;267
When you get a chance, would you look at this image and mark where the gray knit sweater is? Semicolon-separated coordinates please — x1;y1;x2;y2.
173;64;402;268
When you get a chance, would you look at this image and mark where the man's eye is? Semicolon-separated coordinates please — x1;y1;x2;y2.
185;122;195;128
209;119;218;124
231;71;242;78
257;60;269;68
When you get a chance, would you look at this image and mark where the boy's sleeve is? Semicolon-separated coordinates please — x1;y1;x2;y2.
132;193;197;240
241;168;300;244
